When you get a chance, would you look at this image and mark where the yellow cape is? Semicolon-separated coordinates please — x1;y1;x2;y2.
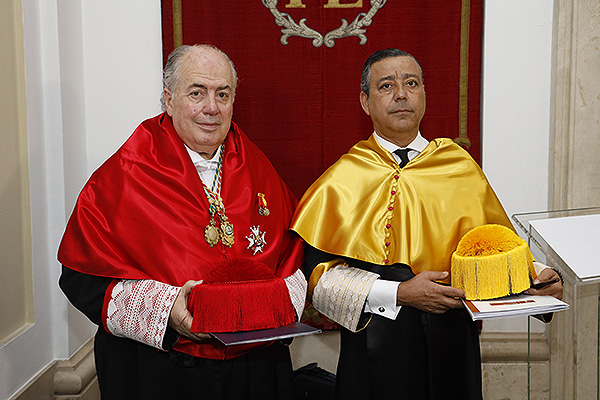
291;135;512;281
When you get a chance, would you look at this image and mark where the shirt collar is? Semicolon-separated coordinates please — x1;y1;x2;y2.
373;131;429;154
185;144;222;172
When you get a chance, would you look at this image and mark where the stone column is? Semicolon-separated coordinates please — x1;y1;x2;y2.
548;1;600;399
549;0;600;210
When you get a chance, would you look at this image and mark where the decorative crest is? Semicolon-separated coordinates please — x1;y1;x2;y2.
262;0;387;48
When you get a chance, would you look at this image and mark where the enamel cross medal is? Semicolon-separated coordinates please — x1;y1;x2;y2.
246;225;266;255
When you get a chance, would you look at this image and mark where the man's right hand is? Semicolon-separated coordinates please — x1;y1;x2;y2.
169;280;211;342
396;271;464;314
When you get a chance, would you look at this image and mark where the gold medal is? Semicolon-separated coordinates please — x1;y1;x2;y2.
201;143;235;248
259;207;270;216
220;217;235;248
257;193;270;216
204;219;220;247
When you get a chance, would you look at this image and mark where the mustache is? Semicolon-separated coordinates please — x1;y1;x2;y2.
389;104;415;113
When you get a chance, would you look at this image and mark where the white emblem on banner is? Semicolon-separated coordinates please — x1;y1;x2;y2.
262;0;387;48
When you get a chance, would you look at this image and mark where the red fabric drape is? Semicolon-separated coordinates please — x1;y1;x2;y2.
161;0;483;199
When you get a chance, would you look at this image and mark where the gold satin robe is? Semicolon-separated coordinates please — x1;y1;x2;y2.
291;135;513;285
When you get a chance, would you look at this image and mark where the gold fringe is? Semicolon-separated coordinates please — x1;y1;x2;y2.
452;225;536;300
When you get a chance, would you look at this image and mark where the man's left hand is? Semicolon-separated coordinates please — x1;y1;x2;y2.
524;268;563;300
169;280;211;342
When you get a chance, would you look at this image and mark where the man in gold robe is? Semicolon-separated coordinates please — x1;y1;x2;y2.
291;49;562;400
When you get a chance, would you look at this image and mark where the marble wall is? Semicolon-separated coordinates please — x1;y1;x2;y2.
550;0;600;210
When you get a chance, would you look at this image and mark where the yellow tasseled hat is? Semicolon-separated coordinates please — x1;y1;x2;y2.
451;224;537;300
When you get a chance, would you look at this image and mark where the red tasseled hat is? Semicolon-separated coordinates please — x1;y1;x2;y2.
188;258;296;333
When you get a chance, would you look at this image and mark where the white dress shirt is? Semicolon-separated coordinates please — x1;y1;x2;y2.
185;144;221;187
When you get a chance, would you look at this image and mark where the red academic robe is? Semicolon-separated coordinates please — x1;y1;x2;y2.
58;113;304;360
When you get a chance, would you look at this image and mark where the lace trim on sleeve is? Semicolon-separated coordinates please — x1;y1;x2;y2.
312;265;379;332
106;279;180;350
285;268;308;320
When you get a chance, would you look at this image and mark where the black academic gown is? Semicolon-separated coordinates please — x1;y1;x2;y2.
59;266;296;400
304;245;483;400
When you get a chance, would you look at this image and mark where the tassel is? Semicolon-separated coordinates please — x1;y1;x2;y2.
451;224;536;300
188;258;296;333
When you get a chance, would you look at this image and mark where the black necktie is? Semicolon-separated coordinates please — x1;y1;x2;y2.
394;148;411;168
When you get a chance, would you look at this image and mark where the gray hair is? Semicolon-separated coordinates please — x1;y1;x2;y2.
160;44;238;111
360;48;423;97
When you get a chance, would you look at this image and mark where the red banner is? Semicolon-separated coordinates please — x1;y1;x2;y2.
162;0;483;199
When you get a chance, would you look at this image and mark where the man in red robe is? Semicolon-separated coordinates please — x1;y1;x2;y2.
58;44;306;399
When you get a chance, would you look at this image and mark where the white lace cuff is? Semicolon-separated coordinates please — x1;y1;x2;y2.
285;268;308;320
312;265;380;332
105;279;180;350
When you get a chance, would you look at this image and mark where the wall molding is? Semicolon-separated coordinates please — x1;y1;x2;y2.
11;338;99;400
12;338;100;400
54;339;98;398
480;331;549;363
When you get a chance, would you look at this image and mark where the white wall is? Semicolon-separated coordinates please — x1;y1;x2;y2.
482;0;553;218
57;0;163;356
0;1;163;399
481;0;554;333
56;0;163;354
2;0;554;398
58;0;164;216
0;1;66;398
